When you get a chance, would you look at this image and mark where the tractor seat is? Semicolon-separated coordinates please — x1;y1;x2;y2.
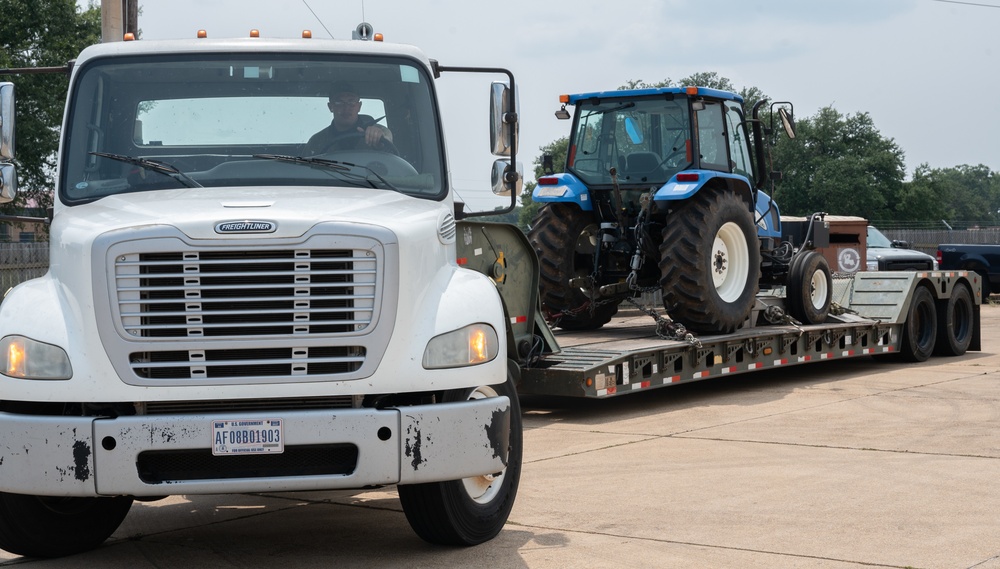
624;152;661;177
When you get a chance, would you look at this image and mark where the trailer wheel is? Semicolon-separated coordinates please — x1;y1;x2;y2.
935;282;974;356
899;286;937;362
0;493;133;558
659;190;760;334
397;366;522;546
786;251;832;324
528;203;618;330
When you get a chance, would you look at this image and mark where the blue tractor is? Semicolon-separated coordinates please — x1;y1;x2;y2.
528;86;830;334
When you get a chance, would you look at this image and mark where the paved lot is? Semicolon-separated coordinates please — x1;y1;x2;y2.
5;306;1000;568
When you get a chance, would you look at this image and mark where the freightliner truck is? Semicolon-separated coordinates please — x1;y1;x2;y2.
0;25;525;557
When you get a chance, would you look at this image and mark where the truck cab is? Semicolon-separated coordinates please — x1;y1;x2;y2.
0;31;522;557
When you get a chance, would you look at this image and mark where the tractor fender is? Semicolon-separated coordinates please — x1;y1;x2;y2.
654;170;754;207
531;172;593;211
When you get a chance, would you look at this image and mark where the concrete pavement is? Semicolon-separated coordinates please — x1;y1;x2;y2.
5;306;1000;568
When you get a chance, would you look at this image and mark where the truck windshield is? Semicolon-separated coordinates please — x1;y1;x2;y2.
568;96;691;186
60;53;445;203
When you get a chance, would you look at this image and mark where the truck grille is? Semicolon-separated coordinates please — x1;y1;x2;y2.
116;249;375;338
96;229;395;387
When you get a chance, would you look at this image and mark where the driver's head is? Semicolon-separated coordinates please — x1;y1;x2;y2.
328;81;361;128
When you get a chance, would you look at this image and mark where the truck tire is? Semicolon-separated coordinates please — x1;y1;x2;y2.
0;493;133;558
397;365;522;546
935;282;974;356
786;251;832;324
659;190;760;334
899;286;937;362
528;203;618;330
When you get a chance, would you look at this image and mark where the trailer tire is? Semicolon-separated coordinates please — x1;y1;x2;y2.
659;190;760;334
935;282;974;356
0;493;133;558
786;251;832;324
397;365;522;546
528;203;618;330
899;286;937;362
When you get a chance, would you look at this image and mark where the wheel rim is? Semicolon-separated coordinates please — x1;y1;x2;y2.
809;268;830;310
712;221;750;302
460;385;505;504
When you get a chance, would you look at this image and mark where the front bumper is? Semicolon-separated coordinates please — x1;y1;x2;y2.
0;397;511;497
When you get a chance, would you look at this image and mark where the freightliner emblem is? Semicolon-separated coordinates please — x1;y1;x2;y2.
215;220;277;234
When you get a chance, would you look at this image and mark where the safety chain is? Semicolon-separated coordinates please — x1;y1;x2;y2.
828;302;858;316
762;304;804;336
623;297;702;348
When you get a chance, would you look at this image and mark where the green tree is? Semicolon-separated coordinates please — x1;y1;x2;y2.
771;106;905;220
0;0;101;214
897;164;1000;227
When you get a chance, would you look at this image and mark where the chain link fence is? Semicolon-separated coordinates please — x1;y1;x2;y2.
0;242;49;292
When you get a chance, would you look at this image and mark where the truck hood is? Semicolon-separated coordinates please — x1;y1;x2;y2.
53;186;450;241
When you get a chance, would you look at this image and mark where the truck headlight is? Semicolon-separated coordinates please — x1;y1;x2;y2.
866;260;879;271
422;323;499;369
0;336;72;380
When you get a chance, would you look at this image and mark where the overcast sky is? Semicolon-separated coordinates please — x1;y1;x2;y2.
127;0;998;205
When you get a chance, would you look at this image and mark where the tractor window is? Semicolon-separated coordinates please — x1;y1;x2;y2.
568;97;691;186
725;101;753;180
696;102;728;172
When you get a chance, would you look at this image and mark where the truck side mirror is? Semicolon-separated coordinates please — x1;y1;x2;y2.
1;82;15;161
0;163;16;203
490;159;522;197
489;81;518;157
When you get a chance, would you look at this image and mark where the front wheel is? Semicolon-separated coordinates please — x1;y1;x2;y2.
786;251;833;324
0;493;133;558
397;364;522;545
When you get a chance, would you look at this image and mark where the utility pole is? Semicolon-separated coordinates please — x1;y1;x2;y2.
101;0;138;42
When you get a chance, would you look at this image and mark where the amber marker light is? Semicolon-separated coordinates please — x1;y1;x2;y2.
685;86;699;95
374;33;384;42
197;30;208;38
250;29;260;38
302;30;312;38
123;32;135;41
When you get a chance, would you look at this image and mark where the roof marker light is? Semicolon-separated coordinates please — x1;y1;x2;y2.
685;86;698;95
559;94;570;103
302;30;312;38
250;29;260;38
197;29;208;38
123;32;135;41
374;32;384;41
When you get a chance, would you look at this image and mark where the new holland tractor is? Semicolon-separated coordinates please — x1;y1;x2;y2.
528;86;830;335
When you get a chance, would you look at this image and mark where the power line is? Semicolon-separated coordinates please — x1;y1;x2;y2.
931;0;1000;8
301;0;335;38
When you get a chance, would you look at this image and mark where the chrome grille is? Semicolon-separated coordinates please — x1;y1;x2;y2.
115;248;376;338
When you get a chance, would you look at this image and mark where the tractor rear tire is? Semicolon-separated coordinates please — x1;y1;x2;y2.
659;190;760;335
786;251;833;324
528;203;618;330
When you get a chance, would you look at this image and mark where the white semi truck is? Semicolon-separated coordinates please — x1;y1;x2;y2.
0;26;523;557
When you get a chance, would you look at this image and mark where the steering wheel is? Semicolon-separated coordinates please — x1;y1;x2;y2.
322;132;400;156
657;149;689;169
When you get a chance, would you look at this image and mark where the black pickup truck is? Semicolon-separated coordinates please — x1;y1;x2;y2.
937;244;1000;295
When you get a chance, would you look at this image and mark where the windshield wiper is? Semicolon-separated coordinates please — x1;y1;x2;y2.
252;154;400;192
89;152;202;188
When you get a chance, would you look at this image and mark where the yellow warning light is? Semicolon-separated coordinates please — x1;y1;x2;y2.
123;32;135;41
763;347;773;356
302;30;312;38
559;94;570;103
249;29;260;38
685;86;698;95
197;30;208;38
374;32;384;42
585;377;593;387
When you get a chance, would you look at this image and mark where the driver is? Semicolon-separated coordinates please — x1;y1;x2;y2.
305;81;393;154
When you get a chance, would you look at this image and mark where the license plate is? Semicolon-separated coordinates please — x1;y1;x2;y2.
212;418;284;455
